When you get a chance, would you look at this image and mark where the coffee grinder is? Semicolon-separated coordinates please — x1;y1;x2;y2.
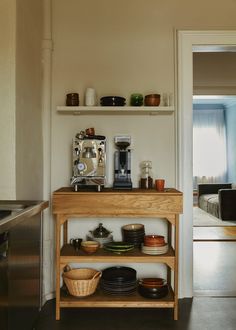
113;136;132;189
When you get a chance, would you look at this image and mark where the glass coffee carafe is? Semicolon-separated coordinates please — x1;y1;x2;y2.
140;161;153;189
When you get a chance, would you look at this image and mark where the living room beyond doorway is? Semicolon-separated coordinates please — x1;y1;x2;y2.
193;206;236;296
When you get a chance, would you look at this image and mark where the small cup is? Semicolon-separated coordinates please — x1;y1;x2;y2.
70;238;82;249
155;179;165;192
66;93;79;106
130;93;143;106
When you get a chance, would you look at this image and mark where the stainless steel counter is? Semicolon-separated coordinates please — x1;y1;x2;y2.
0;200;49;330
0;200;49;233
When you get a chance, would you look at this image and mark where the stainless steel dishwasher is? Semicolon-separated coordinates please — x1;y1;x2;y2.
0;229;9;330
0;201;48;330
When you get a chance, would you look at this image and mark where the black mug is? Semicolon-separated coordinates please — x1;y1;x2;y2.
70;238;82;249
66;93;79;106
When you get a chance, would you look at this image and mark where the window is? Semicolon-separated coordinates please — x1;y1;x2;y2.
193;108;227;188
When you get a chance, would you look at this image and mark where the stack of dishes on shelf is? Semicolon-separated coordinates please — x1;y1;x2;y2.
122;223;145;248
100;96;126;106
141;235;168;255
103;241;134;254
101;266;137;295
138;277;169;299
87;234;113;247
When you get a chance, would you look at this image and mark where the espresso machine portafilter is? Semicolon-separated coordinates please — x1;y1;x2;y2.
113;136;132;189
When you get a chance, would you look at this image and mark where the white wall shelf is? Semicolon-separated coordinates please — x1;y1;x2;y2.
56;105;174;116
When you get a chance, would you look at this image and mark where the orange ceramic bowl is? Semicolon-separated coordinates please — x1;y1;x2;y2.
144;94;161;106
144;235;165;246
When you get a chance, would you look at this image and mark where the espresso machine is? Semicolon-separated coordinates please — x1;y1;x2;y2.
113;136;132;189
71;130;106;191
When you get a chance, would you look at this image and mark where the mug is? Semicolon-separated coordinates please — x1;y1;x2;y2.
66;93;79;106
155;179;165;192
70;238;82;249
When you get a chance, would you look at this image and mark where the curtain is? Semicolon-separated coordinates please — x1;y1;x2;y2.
193;109;227;189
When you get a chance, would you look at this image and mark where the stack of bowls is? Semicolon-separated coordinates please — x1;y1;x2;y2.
122;223;145;248
100;96;126;106
138;277;168;299
142;235;168;255
101;266;137;295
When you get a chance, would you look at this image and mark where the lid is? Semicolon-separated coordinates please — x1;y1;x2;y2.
90;223;111;238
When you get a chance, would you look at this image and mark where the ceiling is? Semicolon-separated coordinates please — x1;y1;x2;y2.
193;95;236;108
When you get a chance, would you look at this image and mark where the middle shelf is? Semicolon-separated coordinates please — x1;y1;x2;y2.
60;244;175;269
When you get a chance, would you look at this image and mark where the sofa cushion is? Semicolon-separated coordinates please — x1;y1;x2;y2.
199;194;219;218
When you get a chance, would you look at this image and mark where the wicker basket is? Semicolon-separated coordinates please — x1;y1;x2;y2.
63;267;101;297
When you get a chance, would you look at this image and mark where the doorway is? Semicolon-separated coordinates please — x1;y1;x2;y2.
177;30;236;298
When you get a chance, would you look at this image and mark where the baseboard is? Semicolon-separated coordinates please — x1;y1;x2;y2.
194;290;236;297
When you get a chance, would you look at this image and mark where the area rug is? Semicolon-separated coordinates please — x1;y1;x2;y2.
193;207;236;227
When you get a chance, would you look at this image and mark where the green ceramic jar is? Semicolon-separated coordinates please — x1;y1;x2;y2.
130;93;143;106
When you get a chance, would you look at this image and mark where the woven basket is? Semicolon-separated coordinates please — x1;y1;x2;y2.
63;267;101;297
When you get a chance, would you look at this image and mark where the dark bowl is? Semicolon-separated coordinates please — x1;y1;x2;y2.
138;284;168;299
123;231;145;238
102;266;136;282
100;96;126;106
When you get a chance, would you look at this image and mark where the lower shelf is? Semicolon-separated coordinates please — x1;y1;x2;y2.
60;287;175;308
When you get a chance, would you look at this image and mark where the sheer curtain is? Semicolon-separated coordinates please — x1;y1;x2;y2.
193;109;227;189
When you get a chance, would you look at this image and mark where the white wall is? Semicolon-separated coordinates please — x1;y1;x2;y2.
0;0;16;199
50;1;236;298
0;0;44;200
15;0;44;200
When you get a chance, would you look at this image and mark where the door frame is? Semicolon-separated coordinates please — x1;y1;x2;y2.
177;30;236;298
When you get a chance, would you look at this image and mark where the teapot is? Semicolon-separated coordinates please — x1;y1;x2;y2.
89;223;112;238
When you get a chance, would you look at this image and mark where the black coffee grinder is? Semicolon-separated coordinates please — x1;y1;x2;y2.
113;136;132;189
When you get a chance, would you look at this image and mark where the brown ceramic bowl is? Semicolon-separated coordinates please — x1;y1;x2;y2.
144;235;165;246
81;241;100;254
144;94;161;106
122;223;144;231
139;278;167;288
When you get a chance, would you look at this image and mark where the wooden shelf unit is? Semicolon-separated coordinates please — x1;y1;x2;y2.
56;105;174;116
52;187;183;321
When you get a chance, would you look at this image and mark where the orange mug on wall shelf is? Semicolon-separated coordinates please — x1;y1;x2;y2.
155;179;165;192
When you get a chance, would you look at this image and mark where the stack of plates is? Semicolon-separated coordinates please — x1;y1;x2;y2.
103;241;134;254
142;234;168;255
138;277;169;299
122;223;145;248
141;243;168;255
101;266;137;295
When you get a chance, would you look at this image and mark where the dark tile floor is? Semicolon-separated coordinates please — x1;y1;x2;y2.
34;297;236;330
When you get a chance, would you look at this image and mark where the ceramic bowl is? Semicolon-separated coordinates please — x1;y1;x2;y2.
122;223;144;231
144;235;165;246
81;240;100;254
144;94;161;106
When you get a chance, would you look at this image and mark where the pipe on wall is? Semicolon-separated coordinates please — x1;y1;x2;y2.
41;0;54;303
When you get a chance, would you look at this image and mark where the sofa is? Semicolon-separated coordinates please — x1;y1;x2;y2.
198;183;236;221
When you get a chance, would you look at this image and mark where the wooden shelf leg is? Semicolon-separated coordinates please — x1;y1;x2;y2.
174;214;179;320
55;215;63;320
